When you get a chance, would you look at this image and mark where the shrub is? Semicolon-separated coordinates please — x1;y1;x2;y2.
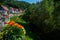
0;21;26;40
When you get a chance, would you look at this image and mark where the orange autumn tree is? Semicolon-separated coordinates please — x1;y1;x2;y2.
6;21;26;34
1;21;26;40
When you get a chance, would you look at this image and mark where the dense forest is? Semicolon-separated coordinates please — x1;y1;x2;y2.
21;0;60;40
0;0;60;40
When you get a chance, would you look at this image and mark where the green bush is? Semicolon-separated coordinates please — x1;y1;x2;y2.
10;16;27;24
0;24;26;40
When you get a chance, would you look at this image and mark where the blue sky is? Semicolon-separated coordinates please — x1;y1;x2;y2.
18;0;42;3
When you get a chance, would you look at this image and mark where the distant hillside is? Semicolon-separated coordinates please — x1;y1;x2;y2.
3;1;31;9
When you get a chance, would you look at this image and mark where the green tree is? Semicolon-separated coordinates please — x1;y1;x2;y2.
22;0;55;34
0;0;5;5
0;0;5;3
54;0;60;29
